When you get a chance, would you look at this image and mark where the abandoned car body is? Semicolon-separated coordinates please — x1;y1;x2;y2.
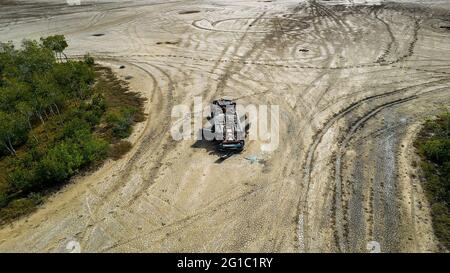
206;99;245;152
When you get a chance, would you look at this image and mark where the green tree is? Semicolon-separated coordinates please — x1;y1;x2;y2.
36;141;83;184
16;101;38;142
83;54;95;66
0;110;28;155
17;40;55;81
40;35;68;62
421;139;450;164
0;36;144;222
0;42;18;85
106;107;137;139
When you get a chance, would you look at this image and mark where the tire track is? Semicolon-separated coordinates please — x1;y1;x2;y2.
297;77;450;252
335;84;450;252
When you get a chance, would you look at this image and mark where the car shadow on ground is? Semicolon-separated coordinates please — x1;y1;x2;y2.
191;130;237;163
191;139;235;163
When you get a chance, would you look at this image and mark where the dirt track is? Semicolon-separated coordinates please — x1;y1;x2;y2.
1;0;449;252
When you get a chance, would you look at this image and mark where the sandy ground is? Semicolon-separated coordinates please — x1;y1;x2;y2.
0;0;449;252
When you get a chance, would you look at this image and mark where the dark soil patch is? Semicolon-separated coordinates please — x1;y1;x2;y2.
178;10;200;15
156;41;179;45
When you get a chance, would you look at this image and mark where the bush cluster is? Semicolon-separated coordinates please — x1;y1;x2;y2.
416;112;450;250
0;36;145;223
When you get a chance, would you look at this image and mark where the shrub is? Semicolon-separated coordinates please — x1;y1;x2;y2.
416;112;450;250
106;107;137;139
420;139;450;164
59;118;91;140
109;140;132;160
9;168;36;193
84;54;95;66
36;141;84;184
0;196;41;224
78;134;109;163
0;192;8;208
